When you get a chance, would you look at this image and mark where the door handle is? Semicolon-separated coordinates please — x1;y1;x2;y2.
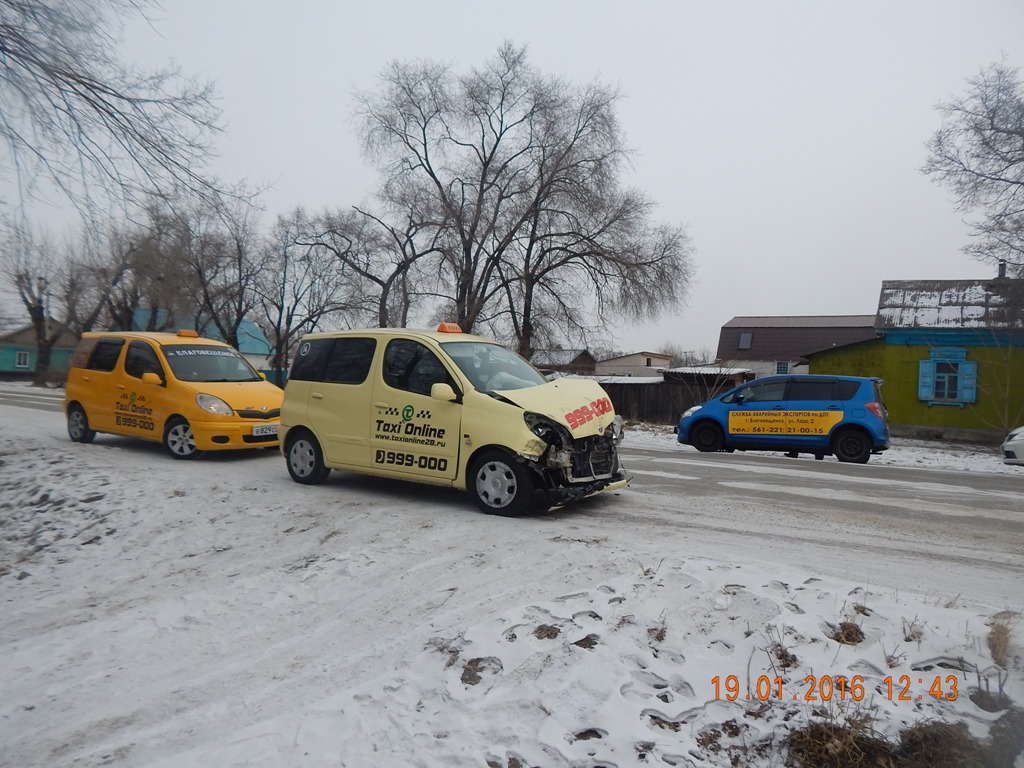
374;402;389;409
312;392;324;399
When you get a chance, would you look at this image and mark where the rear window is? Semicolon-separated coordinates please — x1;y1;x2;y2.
323;338;376;384
836;380;861;401
85;338;125;372
289;339;332;381
289;338;377;384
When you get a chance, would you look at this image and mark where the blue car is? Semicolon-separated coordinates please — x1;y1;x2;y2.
676;374;890;463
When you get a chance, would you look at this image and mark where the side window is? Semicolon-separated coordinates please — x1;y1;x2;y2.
124;341;163;379
787;379;835;401
288;339;333;382
835;380;860;400
86;338;125;372
383;339;451;396
741;380;787;403
323;338;377;384
918;349;977;405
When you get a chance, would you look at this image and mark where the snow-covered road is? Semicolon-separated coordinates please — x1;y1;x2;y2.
1;400;1021;767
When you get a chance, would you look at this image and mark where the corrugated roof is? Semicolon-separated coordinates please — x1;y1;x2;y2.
723;315;877;329
875;279;1024;330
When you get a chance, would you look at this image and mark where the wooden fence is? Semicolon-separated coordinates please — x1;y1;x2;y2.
599;380;725;425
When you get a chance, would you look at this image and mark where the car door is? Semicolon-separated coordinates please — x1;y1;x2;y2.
725;377;790;448
783;377;844;449
371;338;460;480
77;337;127;433
111;339;166;441
304;336;378;469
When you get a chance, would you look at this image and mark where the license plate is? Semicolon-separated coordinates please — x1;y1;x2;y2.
252;423;279;437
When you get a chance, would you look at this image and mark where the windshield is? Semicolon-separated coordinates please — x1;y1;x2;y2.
441;341;547;393
162;344;261;383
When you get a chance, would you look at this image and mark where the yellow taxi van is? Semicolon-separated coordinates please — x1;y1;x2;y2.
280;323;627;515
64;330;283;458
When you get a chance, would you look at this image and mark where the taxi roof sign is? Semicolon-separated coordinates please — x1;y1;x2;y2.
436;322;463;333
176;329;200;338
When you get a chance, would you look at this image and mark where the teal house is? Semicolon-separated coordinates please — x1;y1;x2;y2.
0;321;78;378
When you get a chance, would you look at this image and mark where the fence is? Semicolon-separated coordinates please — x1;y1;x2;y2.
599;379;724;425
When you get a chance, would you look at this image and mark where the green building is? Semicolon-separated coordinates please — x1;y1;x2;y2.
809;278;1024;442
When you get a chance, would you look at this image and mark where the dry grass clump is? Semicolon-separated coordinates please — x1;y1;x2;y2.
896;721;986;768
828;621;865;645
785;711;1024;768
786;720;891;767
986;611;1018;668
901;616;924;643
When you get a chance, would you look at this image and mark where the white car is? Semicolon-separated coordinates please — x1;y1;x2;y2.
1002;426;1024;466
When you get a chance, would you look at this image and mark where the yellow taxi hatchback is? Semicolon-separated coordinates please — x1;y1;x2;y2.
64;330;283;458
280;324;627;515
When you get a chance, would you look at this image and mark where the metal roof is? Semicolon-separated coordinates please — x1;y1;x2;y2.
875;279;1024;330
722;315;877;328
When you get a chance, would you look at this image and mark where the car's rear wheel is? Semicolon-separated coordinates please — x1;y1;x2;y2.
67;404;96;444
286;431;330;484
164;417;202;460
832;428;871;464
469;449;534;516
691;421;725;452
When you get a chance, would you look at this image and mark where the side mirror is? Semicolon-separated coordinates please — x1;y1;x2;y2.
141;372;164;387
258;372;267;381
430;382;458;402
734;392;745;404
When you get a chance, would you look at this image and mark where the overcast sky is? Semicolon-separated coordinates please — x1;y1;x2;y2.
116;1;1023;355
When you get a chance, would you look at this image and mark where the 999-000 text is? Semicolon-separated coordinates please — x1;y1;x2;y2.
374;449;448;472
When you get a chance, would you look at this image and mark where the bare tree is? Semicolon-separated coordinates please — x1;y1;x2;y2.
256;209;358;381
101;206;195;332
0;0;221;212
924;60;1024;275
2;222;134;384
356;43;694;348
293;204;442;329
146;193;266;350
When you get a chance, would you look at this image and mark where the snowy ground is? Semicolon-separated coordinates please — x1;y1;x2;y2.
0;390;1021;767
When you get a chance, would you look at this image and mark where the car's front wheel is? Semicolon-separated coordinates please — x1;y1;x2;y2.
164;417;202;460
832;428;871;464
469;449;534;516
691;421;725;452
66;404;96;444
286;431;330;484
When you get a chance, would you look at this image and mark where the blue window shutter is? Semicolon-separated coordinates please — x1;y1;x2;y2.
959;361;977;403
918;360;936;400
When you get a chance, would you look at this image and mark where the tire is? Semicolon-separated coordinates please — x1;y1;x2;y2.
67;404;96;444
691;421;725;452
164;417;202;460
468;449;535;516
286;431;330;485
832;428;871;464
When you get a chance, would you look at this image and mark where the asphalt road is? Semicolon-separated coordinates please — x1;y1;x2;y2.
0;384;62;412
614;445;1023;605
3;383;1020;603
